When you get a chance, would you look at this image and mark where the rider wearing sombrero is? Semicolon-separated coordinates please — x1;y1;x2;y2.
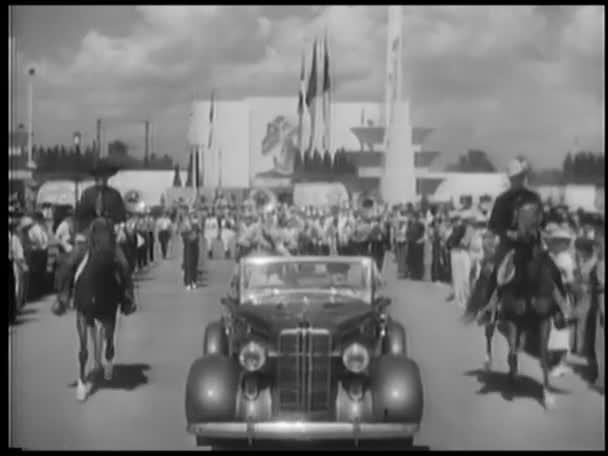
468;158;571;325
55;159;134;315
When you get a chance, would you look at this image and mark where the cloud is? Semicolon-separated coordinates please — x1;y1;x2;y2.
16;5;604;167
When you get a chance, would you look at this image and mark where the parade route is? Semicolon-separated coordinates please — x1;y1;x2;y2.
9;251;605;451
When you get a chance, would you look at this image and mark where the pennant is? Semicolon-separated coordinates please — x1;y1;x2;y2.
297;51;306;156
322;32;331;152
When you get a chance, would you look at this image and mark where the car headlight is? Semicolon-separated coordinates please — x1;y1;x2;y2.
342;343;370;373
239;341;267;372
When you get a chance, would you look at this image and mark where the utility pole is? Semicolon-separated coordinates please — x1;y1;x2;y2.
96;118;102;159
144;119;150;167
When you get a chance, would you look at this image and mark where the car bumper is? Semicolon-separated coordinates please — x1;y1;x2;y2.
188;421;419;441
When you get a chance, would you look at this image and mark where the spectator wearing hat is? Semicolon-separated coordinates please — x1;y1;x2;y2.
592;247;604;391
9;215;28;323
468;212;487;288
572;237;602;373
21;212;49;300
543;223;576;377
406;211;426;281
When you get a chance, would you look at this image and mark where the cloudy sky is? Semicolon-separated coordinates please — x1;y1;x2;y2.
11;5;604;168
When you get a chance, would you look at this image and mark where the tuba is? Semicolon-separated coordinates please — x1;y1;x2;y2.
124;189;146;214
356;191;380;217
246;188;278;215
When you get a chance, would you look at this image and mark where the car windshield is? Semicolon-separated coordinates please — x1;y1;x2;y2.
241;258;371;297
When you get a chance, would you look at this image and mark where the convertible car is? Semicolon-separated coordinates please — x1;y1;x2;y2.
185;256;424;448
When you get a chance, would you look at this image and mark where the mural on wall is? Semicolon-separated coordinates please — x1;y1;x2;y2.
258;114;299;177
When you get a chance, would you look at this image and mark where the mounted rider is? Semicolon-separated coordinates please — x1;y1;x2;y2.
55;159;135;315
467;157;571;325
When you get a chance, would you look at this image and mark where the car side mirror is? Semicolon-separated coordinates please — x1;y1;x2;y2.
373;296;392;313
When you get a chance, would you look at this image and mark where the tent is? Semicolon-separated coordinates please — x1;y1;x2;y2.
36;180;94;207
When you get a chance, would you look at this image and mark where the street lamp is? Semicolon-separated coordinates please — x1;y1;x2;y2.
26;67;36;170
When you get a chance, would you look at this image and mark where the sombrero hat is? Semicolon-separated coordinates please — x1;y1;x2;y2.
19;216;34;230
89;158;120;177
544;224;574;241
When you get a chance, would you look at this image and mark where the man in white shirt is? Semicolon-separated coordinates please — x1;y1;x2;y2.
10;218;28;321
156;213;172;260
55;211;75;254
21;213;50;300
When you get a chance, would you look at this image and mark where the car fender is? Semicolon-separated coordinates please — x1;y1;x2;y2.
185;355;240;423
383;320;407;356
203;321;228;356
370;355;423;423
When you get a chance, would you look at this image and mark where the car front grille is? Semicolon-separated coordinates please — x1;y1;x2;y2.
277;328;332;417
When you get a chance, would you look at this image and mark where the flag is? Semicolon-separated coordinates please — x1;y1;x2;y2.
306;39;319;152
322;32;331;153
218;147;223;189
208;90;215;149
207;90;216;187
297;51;306;156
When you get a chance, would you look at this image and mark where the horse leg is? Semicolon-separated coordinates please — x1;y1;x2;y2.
90;320;103;375
484;321;495;371
539;317;556;410
505;320;519;385
76;312;92;401
103;317;116;381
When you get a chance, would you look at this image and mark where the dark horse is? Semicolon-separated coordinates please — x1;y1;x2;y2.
468;201;566;409
73;217;125;401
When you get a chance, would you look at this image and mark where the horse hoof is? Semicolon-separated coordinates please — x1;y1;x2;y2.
76;380;90;402
104;362;113;381
543;391;556;410
483;359;492;371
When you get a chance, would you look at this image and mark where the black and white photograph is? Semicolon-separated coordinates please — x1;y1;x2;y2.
8;4;604;451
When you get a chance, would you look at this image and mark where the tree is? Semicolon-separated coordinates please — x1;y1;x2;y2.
332;150;342;175
303;148;312;172
293;149;303;172
446;149;496;172
322;150;332;174
312;149;323;173
161;154;173;169
172;164;182;187
108;140;128;158
563;152;573;182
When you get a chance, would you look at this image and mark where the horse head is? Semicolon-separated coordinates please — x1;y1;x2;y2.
88;217;116;256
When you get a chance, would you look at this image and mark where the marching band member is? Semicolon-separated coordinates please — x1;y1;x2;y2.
394;211;408;279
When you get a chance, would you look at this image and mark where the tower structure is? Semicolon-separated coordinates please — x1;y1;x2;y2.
380;5;416;205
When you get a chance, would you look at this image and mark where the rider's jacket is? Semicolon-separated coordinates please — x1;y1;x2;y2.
76;184;127;233
488;187;543;248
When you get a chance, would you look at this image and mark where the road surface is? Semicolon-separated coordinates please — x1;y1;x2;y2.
9;247;604;450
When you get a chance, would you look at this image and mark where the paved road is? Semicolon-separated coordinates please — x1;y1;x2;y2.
9;249;604;450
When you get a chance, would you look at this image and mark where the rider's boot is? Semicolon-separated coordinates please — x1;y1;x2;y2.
115;245;136;315
552;287;575;329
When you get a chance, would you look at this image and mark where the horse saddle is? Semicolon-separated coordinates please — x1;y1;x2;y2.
74;251;122;289
74;253;89;286
496;249;516;287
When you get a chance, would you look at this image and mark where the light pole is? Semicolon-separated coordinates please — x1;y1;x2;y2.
27;67;36;170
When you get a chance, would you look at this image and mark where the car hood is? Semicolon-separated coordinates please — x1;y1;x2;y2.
235;291;374;337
